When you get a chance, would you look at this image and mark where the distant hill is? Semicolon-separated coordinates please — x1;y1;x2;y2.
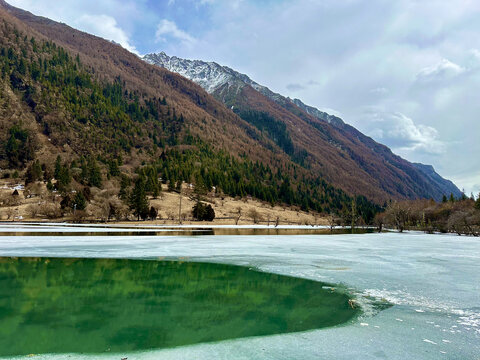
144;52;462;201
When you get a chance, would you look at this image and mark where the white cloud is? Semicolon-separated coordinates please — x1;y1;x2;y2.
467;49;480;69
167;0;215;8
75;14;138;54
416;59;465;82
361;111;446;155
155;19;195;45
450;172;480;197
7;0;140;55
471;49;480;60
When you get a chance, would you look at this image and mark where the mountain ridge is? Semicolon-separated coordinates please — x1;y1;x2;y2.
143;51;462;201
0;0;387;221
0;0;462;219
143;52;344;126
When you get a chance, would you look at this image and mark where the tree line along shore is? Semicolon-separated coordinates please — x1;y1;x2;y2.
376;195;480;236
0;169;330;226
2;164;479;238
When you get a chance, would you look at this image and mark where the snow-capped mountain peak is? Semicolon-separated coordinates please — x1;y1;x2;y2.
143;52;249;93
143;51;344;126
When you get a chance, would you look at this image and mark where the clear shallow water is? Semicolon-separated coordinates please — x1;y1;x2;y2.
0;227;478;359
0;258;357;356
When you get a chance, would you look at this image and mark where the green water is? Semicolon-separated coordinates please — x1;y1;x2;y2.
0;258;358;356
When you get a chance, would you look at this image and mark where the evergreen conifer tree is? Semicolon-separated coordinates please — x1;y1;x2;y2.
87;157;102;188
25;160;43;184
475;194;480;211
54;155;62;179
129;177;149;220
73;191;87;211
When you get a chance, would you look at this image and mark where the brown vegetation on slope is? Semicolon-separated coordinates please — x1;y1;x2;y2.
2;2;380;223
0;1;286;168
0;0;453;211
227;83;457;203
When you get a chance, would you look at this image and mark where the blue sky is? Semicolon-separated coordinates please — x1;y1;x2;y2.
7;0;480;195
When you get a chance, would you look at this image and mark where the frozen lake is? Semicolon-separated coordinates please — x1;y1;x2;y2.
0;224;479;359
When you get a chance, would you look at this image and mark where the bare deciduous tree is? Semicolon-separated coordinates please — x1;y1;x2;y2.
384;202;411;232
232;206;242;225
26;204;42;218
247;208;263;224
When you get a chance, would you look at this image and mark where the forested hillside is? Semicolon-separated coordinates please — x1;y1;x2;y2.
145;52;462;202
0;3;381;223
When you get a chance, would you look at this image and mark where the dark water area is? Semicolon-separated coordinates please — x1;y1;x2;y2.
0;227;377;237
0;257;358;356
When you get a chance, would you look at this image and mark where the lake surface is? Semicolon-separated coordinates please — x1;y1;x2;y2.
0;223;376;237
0;224;478;359
0;258;357;356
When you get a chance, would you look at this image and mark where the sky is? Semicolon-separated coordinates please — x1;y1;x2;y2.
7;0;480;195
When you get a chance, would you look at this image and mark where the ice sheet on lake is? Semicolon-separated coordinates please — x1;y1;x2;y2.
0;228;479;359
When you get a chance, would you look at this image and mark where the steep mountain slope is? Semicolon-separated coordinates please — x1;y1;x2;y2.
0;0;383;221
0;3;262;159
144;52;462;201
413;163;462;198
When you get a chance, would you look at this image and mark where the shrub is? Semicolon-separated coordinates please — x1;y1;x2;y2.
247;208;263;224
149;206;158;220
192;201;215;221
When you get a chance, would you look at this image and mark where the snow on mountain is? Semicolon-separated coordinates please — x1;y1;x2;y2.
142;52;462;201
143;52;248;93
143;52;342;125
291;99;344;126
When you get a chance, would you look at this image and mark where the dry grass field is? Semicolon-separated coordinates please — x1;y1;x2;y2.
0;179;328;226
